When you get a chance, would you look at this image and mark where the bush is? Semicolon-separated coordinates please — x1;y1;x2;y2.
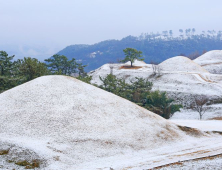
98;74;182;119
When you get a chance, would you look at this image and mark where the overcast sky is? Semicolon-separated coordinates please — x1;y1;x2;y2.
0;0;222;59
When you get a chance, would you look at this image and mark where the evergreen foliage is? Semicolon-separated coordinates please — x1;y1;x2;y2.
76;75;92;84
142;91;182;119
0;51;22;92
18;57;49;81
121;48;143;67
45;54;87;76
0;51;88;93
99;74;182;119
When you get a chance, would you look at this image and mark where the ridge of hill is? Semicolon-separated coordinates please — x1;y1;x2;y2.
57;35;222;72
159;56;208;73
194;50;222;74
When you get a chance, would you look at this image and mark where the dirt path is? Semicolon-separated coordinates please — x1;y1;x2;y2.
201;62;222;66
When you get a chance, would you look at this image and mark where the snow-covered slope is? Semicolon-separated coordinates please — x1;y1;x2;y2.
194;50;222;74
0;75;190;169
159;56;208;73
1;76;222;169
89;56;222;119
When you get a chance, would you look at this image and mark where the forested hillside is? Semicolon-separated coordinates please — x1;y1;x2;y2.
57;29;222;72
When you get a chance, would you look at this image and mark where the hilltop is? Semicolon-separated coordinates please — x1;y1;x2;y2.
194;50;222;74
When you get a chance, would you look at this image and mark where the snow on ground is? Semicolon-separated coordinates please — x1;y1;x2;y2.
159;56;208;73
89;55;222;111
0;75;222;169
194;50;222;66
83;54;222;169
172;104;222;120
0;75;201;169
124;60;147;66
170;120;222;131
194;50;222;74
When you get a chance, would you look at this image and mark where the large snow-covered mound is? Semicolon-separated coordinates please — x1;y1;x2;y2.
159;56;208;73
194;50;222;74
0;75;185;169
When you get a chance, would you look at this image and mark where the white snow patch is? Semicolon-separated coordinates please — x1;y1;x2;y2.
159;56;208;73
170;120;222;131
194;50;222;74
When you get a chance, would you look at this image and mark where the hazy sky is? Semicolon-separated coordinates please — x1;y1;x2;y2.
1;0;222;59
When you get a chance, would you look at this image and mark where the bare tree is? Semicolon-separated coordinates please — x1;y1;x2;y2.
190;95;209;120
109;64;114;75
150;61;161;76
108;62;114;75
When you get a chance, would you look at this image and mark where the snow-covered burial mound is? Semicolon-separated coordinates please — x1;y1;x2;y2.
159;56;208;73
194;50;222;74
0;76;186;169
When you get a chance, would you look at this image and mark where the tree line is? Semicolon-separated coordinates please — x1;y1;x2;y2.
0;51;87;93
58;29;222;72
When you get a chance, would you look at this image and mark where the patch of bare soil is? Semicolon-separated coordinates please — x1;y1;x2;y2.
177;125;203;137
209;117;222;120
119;66;142;69
211;131;222;135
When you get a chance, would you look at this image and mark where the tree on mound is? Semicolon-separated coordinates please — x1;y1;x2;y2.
121;48;144;67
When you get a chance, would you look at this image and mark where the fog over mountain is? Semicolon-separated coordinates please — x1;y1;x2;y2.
1;0;222;60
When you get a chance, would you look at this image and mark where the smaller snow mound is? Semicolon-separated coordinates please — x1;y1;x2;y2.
194;50;222;74
159;56;208;73
194;50;222;65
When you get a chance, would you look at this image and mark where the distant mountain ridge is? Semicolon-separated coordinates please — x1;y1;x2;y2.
57;33;222;72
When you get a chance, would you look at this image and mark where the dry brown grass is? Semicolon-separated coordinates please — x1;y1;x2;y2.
119;66;142;69
212;131;222;135
177;125;203;137
0;149;9;155
14;159;40;169
209;117;222;120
